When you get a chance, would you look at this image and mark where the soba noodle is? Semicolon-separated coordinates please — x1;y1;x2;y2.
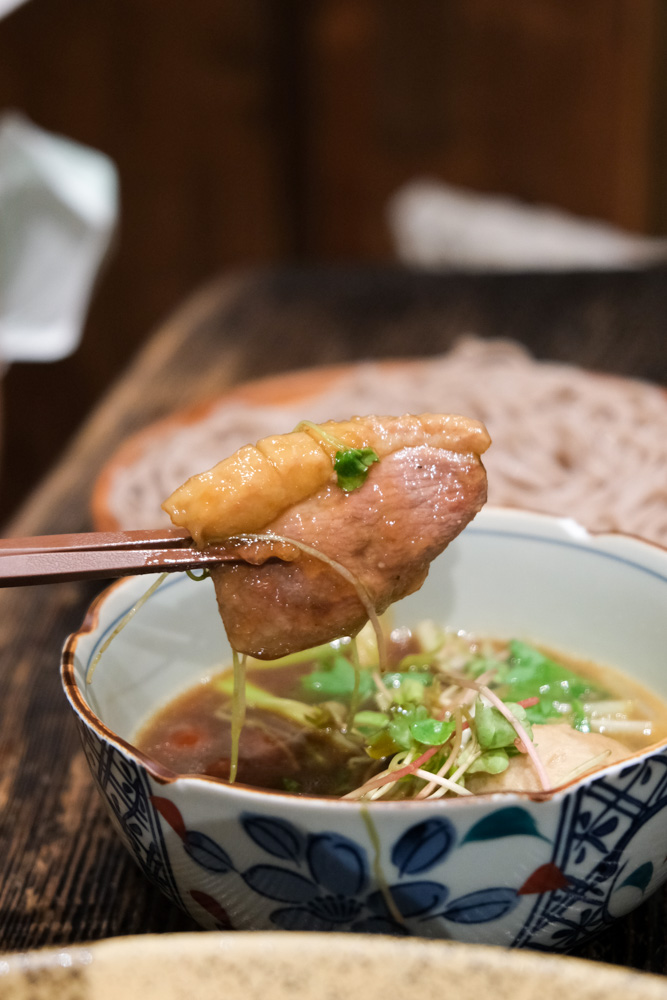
107;338;667;545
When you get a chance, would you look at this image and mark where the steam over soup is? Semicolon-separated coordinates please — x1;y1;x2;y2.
136;623;666;798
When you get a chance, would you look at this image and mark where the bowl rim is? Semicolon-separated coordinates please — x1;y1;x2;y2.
61;505;667;808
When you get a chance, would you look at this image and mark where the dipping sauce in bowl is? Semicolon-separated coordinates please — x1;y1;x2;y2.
62;507;667;947
135;629;666;798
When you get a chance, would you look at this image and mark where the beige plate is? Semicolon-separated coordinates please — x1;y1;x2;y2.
1;933;665;1000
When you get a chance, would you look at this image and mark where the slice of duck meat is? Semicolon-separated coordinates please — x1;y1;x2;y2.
163;413;490;659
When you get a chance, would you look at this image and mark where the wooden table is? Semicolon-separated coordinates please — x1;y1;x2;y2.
2;265;667;966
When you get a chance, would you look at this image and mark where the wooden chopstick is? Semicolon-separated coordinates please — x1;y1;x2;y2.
0;527;240;586
0;527;193;555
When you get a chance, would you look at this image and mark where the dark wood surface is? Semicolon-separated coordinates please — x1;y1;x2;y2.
1;265;667;967
1;0;666;524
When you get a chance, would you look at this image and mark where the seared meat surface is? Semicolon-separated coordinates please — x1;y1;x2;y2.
163;414;490;658
163;413;490;545
211;442;487;657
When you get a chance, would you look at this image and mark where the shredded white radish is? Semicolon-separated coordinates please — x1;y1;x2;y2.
582;700;635;718
413;769;472;795
589;719;653;736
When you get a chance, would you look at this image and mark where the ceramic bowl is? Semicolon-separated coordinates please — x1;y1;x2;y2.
62;507;667;948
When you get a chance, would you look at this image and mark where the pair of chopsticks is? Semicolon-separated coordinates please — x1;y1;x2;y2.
0;528;240;587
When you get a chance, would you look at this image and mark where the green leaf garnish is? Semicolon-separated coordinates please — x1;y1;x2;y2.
353;710;390;738
502;640;607;729
334;447;379;492
467;748;511;775
379;705;455;754
465;656;508;680
365;728;402;759
382;671;433;706
505;640;601;701
474;699;533;750
387;709;414;751
409;716;456;747
295;420;379;492
301;656;375;701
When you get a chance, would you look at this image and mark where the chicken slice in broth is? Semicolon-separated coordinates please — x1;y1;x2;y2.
465;724;630;794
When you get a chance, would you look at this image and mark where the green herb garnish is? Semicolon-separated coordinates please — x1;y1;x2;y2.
382;671;433;706
296;420;380;493
501;640;607;729
334;447;380;492
368;705;456;756
302;656;375;701
409;715;456;747
473;698;533;750
467;748;511;775
354;710;390;736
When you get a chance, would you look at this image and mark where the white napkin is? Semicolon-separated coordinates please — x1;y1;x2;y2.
0;112;119;362
388;179;667;271
0;0;30;18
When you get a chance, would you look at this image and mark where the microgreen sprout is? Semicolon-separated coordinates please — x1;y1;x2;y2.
207;624;623;800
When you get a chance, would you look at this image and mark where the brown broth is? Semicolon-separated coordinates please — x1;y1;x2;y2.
135;638;667;796
136;660;378;794
536;646;667;751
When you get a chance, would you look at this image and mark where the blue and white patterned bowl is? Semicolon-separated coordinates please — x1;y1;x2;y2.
61;507;667;948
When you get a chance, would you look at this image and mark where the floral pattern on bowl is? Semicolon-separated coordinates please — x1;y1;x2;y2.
76;711;667;948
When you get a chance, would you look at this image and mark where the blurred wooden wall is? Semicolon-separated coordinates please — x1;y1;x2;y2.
0;0;665;521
